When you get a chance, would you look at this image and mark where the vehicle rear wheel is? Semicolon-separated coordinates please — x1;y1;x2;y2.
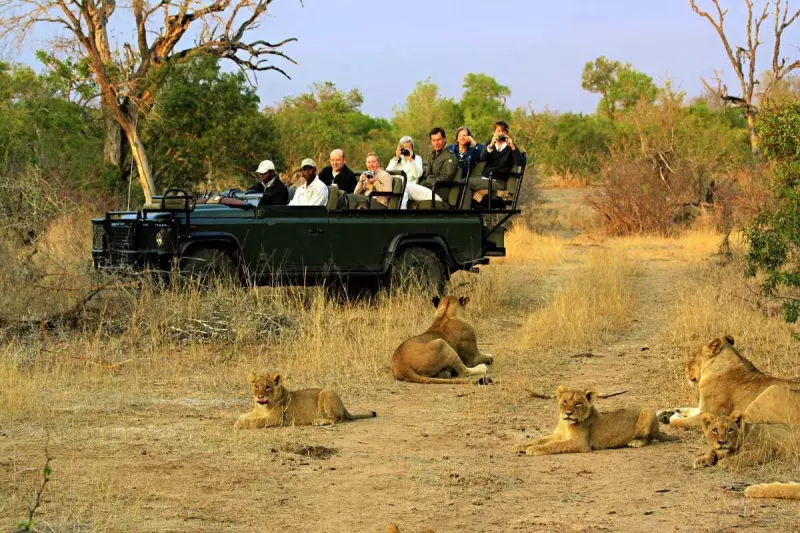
391;247;447;297
179;247;237;287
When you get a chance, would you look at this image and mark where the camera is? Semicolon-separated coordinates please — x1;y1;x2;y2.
362;171;374;180
498;134;507;142
400;148;411;156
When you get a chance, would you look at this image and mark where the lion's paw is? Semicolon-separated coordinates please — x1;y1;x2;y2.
657;409;676;425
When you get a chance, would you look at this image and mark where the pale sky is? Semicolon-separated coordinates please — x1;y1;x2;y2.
9;0;800;117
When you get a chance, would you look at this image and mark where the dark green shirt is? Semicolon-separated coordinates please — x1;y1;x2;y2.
421;148;459;189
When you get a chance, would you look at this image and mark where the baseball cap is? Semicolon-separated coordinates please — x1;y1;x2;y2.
300;158;316;169
256;160;275;174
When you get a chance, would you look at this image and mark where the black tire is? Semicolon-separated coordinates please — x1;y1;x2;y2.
391;247;447;297
179;247;237;287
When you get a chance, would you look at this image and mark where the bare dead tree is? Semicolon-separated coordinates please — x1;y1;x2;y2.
700;69;729;111
689;0;800;153
0;0;298;204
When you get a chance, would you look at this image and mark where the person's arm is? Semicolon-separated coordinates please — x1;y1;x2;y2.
479;142;491;161
386;158;399;172
354;175;366;194
414;155;424;176
308;182;328;206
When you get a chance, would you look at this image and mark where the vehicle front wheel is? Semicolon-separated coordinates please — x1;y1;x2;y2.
391;247;447;297
179;247;238;287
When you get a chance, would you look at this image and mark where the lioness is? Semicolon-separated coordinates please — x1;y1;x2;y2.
512;386;678;456
693;412;799;470
744;483;800;500
659;336;800;428
390;296;493;384
234;373;376;429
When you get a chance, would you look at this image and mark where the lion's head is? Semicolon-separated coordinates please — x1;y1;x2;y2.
684;335;735;385
700;411;744;453
555;385;595;424
432;296;470;319
247;373;284;406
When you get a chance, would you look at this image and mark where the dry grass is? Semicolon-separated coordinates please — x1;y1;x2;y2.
517;245;637;352
493;222;566;267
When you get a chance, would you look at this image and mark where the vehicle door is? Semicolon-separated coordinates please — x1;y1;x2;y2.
255;205;330;277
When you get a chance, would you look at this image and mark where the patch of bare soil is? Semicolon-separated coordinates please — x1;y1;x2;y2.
2;189;797;532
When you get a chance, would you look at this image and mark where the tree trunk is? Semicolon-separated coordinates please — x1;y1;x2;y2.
121;123;155;205
102;103;122;168
746;112;760;155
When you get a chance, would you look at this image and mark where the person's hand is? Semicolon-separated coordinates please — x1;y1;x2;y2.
506;135;516;150
490;133;500;147
468;136;477;147
395;147;402;160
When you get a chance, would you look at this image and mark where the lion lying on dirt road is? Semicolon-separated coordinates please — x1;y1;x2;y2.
658;336;800;428
512;386;678;456
744;483;800;500
390;296;494;384
234;373;376;429
693;411;799;470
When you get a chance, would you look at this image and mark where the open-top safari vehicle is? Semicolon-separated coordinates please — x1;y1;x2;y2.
91;161;526;295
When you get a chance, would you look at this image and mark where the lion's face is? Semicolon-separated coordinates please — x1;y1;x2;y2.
684;353;701;385
247;373;282;406
555;386;594;423
685;335;736;385
701;412;743;452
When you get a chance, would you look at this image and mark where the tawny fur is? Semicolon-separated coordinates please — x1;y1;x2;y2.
660;336;800;428
693;411;800;470
744;482;800;500
512;385;678;456
234;373;376;429
390;296;494;384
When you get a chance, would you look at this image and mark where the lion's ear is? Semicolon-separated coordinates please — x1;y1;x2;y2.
459;296;470;307
724;335;735;346
431;297;441;308
556;385;568;396
272;374;281;385
248;372;258;383
707;338;726;356
730;411;743;427
584;389;595;403
701;413;715;428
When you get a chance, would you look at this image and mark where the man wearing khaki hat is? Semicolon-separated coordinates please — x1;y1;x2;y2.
288;158;329;207
247;159;289;206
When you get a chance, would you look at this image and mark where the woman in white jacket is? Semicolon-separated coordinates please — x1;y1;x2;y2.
386;135;440;207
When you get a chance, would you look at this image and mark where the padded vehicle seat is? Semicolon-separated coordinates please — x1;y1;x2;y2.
387;176;406;209
326;185;343;210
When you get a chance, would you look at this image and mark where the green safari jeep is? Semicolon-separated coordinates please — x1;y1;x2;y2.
91;169;523;294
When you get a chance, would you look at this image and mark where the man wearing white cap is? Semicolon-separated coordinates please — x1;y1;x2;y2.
288;158;329;207
246;160;289;206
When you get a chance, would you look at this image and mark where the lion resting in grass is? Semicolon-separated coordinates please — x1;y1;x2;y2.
512;386;678;456
659;336;800;428
693;412;799;470
390;296;493;385
234;373;376;429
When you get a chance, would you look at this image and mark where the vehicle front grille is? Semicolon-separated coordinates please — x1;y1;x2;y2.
92;221;105;250
109;223;136;251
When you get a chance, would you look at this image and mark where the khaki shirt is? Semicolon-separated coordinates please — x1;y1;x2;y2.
421;148;458;189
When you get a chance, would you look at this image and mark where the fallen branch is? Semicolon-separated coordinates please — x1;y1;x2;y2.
524;389;628;400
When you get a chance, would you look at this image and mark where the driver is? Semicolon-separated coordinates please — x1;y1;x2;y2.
246;160;289;206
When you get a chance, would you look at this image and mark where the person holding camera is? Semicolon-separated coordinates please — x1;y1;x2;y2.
386;136;423;184
471;120;525;196
349;152;394;209
448;126;484;179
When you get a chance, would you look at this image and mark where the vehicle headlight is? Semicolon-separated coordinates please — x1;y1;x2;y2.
155;229;171;248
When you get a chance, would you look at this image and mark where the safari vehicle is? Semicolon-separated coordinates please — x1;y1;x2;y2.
91;162;526;295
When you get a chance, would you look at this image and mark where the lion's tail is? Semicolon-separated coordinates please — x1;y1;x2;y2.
744;482;800;500
344;409;377;421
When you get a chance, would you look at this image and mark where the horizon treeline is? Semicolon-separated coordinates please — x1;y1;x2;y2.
2;52;797;207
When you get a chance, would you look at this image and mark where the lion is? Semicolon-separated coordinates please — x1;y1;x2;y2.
659;336;800;428
693;412;799;470
234;373;376;429
744;483;800;500
390;296;494;384
512;385;678;456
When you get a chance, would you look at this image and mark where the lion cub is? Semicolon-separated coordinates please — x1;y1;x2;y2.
513;386;678;455
694;412;799;470
234;373;376;429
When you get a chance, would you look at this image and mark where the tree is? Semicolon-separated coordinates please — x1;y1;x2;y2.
582;57;659;120
689;0;800;153
392;79;463;150
268;82;392;169
142;56;280;192
0;0;298;204
745;100;800;321
460;73;511;140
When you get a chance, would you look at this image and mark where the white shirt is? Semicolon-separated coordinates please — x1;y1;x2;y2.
288;176;329;206
386;155;423;184
489;141;508;153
